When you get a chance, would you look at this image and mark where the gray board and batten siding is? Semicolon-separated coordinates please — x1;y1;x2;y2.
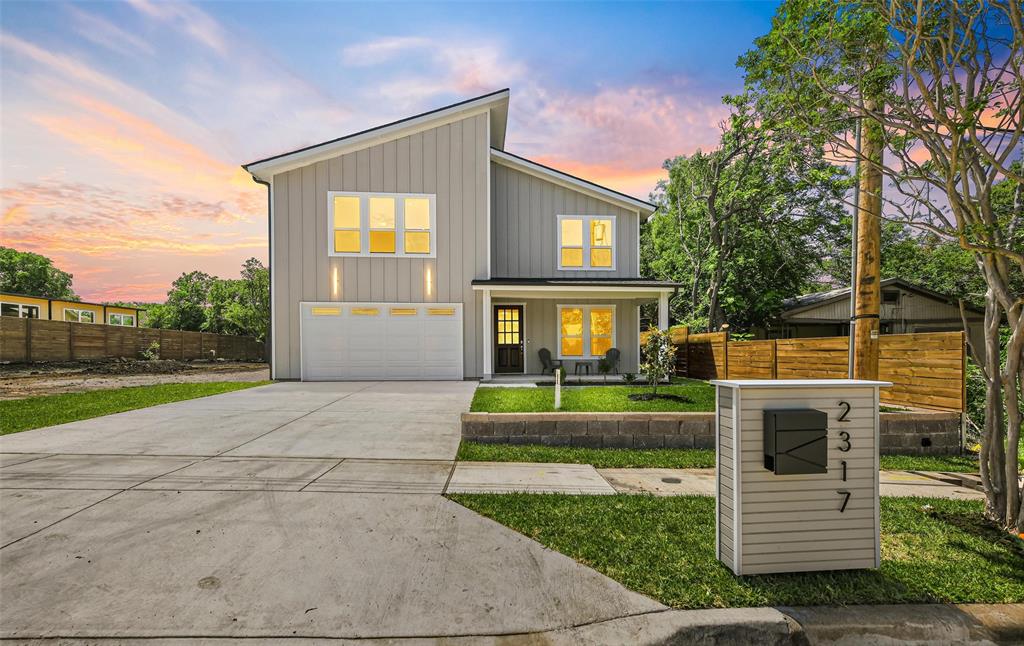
490;161;641;279
270;112;488;379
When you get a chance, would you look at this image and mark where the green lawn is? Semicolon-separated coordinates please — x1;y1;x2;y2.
458;442;716;468
471;379;716;413
451;494;1023;608
458;441;979;473
0;382;272;436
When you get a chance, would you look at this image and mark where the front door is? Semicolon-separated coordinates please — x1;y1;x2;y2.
494;305;524;373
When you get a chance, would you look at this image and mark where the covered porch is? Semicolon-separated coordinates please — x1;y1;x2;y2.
472;279;678;380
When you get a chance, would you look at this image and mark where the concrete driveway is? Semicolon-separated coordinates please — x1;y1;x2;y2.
0;381;663;641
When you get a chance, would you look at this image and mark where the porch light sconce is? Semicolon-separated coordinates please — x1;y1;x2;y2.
425;265;433;297
332;266;340;299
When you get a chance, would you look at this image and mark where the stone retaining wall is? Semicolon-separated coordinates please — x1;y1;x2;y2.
880;411;961;455
462;410;963;455
462;412;717;449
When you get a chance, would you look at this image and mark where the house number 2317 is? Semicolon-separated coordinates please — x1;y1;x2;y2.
837;401;852;512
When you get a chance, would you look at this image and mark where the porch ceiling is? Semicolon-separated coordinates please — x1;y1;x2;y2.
472;278;678;301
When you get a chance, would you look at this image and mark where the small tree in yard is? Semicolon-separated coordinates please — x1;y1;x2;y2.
641;327;676;396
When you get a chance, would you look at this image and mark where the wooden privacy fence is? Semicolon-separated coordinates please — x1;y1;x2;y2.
0;318;264;363
650;328;965;412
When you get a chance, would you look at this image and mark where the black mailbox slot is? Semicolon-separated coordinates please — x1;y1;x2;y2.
764;409;828;475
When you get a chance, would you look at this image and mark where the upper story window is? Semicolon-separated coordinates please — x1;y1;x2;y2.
0;302;39;318
109;313;135;326
64;308;95;323
328;191;436;258
557;214;615;270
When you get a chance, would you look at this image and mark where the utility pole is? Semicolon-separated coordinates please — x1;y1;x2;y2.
852;95;882;380
848;117;861;379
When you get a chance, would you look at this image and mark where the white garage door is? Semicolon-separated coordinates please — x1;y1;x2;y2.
299;302;463;381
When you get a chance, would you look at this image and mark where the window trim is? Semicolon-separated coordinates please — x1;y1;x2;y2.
64;308;96;324
557;303;617;360
556;214;616;271
0;302;40;319
327;191;437;259
108;313;135;326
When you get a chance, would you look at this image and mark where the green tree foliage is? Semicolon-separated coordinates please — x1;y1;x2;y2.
0;246;77;300
145;259;269;341
821;219;987;309
642;99;848;332
738;0;1024;529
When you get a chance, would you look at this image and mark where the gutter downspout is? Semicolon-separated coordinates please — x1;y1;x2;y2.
250;175;273;378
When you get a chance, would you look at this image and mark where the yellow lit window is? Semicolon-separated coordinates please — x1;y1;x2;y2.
335;230;360;253
428;307;455;316
591;248;612;267
559;218;583;268
369;231;395;253
334;196;360;229
312;307;341;316
558;215;615;269
369;197;396;254
561;248;583;267
590;307;614;356
390;307;417;316
330;192;434;258
403;197;431;254
333;196;361;253
559;305;614;358
560;307;583;356
351;307;379;316
590;219;613;267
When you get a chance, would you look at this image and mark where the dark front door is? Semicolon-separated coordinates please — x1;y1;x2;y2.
494;305;524;373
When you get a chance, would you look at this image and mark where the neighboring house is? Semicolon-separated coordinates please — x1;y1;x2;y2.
244;89;677;381
766;278;984;354
0;292;144;327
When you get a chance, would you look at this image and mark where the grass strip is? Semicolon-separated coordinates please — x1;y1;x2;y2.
450;494;1023;608
0;381;271;435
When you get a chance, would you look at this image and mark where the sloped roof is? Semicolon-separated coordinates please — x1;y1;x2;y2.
782;278;984;316
243;89;510;180
490;148;657;216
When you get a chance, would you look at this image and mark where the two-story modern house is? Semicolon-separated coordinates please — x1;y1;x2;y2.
244;89;677;381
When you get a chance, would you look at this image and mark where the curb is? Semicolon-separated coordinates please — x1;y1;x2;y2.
780;603;1024;645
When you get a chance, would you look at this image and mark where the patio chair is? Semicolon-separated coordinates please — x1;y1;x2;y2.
538;348;563;375
603;348;621;375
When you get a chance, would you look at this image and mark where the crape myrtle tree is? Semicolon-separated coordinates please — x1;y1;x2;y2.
642;97;848;332
740;0;1023;529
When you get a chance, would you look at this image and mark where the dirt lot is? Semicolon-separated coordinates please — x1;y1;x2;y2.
0;360;270;400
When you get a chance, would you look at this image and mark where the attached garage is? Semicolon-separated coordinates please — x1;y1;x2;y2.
299;302;464;381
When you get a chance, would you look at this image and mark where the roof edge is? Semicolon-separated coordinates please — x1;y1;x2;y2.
243;89;510;179
490;148;657;216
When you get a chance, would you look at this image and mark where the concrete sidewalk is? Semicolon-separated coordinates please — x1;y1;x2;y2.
448;462;986;499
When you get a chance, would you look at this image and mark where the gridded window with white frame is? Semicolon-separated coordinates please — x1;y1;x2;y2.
0;302;40;318
557;215;615;270
557;304;616;359
64;308;95;323
328;191;436;258
109;313;135;326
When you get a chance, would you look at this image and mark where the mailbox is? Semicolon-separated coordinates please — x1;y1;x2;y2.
763;409;828;475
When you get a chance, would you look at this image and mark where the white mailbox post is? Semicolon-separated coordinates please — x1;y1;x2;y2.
711;379;891;576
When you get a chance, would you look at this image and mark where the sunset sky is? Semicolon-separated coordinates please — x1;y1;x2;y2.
1;1;778;302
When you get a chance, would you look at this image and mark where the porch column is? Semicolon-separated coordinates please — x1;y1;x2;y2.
482;288;493;378
658;291;669;330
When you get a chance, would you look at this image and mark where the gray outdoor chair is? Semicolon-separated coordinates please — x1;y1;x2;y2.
538;348;563;375
604;348;621;374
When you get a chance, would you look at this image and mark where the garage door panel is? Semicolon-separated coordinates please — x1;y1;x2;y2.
300;302;463;381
